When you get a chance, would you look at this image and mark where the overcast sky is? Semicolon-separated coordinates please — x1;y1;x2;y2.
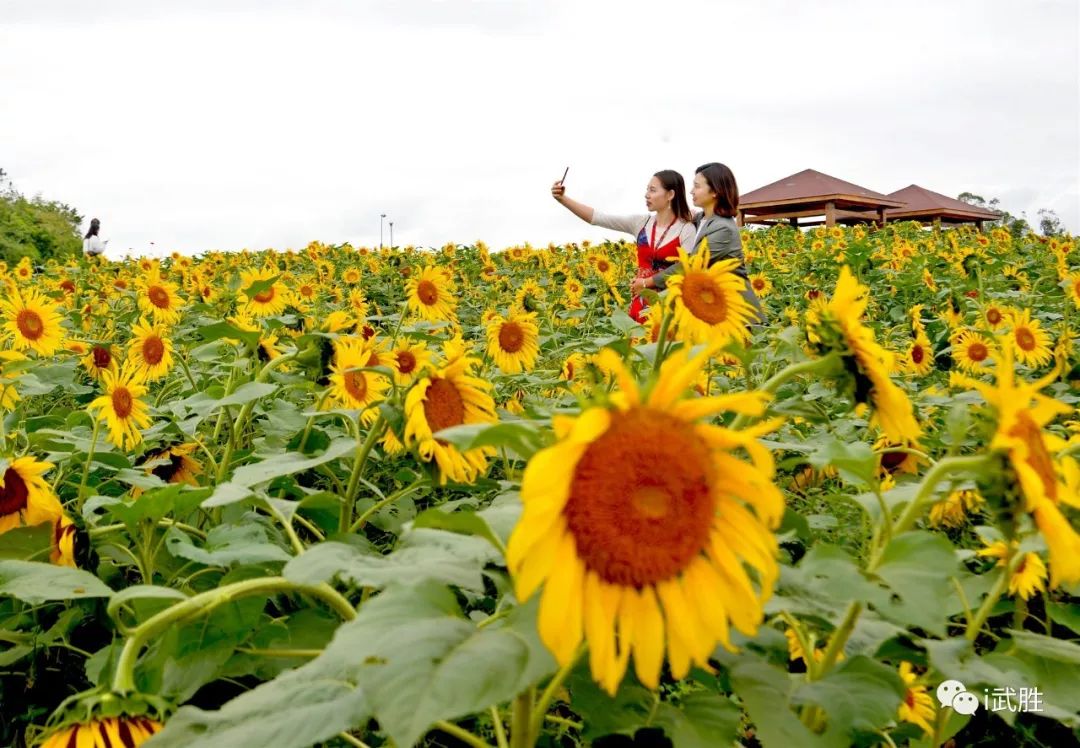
2;0;1077;257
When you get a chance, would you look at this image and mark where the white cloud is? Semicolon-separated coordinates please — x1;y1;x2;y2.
1;0;1076;257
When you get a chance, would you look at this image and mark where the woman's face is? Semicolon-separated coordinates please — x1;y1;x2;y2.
691;172;716;209
644;176;674;212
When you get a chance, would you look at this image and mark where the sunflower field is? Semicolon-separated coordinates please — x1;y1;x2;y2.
1;222;1079;748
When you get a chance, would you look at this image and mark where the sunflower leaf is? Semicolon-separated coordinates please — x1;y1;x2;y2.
0;560;114;603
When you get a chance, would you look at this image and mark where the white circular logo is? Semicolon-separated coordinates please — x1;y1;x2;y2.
936;679;967;708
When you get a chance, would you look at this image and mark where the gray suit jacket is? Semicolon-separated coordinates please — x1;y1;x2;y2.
651;213;766;324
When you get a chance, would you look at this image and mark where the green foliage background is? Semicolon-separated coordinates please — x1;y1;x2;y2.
0;168;83;264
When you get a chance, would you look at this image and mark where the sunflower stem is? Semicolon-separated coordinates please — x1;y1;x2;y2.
434;720;494;748
528;646;582;742
651;305;674;374
340;415;387;532
884;454;994;550
966;552;1018;642
111;576;355;694
729;352;841;430
77;419;102;502
490;706;510;748
510;688;535;748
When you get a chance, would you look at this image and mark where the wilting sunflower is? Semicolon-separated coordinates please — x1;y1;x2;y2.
953;346;1080;586
977;541;1048;600
0;455;63;536
928;489;984;529
142;443;203;487
807;266;921;443
404;345;497;485
486;310;540;374
405;264;457;322
0;350;26;411
0;288;65;356
666;243;756;345
137;273;184;325
127;318;174;383
88;363;153;450
239;267;291;317
904;334;934;376
506;343;783;694
951;330;995;372
327;337;390;424
39;716;162;748
388;339;432;386
1007;309;1053;368
897;662;935;735
513;279;546;314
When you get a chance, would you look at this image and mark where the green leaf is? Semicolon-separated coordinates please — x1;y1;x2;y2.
412;506;507;552
767;544;880;625
1047;601;1080;635
433;421;546;460
0;560;114;603
566;667;654;740
181;381;279;416
808;438;878;487
90;485;212;528
793;655;905;741
205;438;358;507
0;523;54;560
165;524;291;567
727;653;828;747
652;692;741;748
197;321;262;348
871;532;956;637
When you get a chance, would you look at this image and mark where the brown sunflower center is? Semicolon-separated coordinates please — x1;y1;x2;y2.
417;280;439;306
498;322;525;353
1008;411;1058;502
151;452;187;482
968;342;989;362
0;467;30;516
752;278;765;290
60;279;76;294
148;286;170;309
680;272;729;325
911;345;925;365
300;284;315;298
396;351;417;374
112;387;133;419
92;346;112;369
142;336;165;365
986;308;1002;325
344;370;368;402
561;408;714;586
424;377;465;434
597;260;610;273
1015;327;1036;351
253;287;276;304
16;309;45;340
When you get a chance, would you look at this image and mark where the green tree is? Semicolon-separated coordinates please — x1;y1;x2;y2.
0;168;84;264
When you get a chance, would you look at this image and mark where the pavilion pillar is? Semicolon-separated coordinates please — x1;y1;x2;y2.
975;220;984;233
790;217;798;229
825;201;836;227
736;210;744;227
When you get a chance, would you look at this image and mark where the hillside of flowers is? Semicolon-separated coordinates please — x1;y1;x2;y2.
1;222;1078;748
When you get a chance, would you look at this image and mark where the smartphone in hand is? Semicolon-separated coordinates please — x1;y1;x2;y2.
560;166;568;185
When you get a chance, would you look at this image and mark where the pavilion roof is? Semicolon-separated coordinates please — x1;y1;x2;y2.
739;168;905;213
883;184;1002;221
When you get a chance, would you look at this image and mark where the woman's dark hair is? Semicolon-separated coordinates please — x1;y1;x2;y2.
85;218;100;239
695;163;739;218
653;170;692;222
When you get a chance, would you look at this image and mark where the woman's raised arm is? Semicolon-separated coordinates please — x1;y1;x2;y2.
551;181;595;223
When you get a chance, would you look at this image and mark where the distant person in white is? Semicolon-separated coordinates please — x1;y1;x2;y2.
83;218;108;257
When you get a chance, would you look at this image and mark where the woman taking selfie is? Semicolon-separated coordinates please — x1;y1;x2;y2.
643;162;765;324
551;170;696;323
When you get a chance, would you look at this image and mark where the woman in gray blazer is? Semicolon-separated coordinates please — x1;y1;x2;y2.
630;162;765;325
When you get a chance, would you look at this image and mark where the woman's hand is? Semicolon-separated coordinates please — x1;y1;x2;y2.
630;277;650;295
551;181;566;203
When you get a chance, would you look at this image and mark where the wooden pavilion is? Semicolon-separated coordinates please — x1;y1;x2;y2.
737;168;905;228
879;184;1001;229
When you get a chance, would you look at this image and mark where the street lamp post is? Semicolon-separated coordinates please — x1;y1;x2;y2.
380;213;386;249
389;221;394;248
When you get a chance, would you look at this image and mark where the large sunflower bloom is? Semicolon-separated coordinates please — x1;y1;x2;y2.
127;318;174;383
665;242;756;345
951;330;995;372
808;266;921;443
1007;309;1053;368
953;346;1080;586
39;716;162;748
404;348;497;485
0;288;64;356
137;273;184;325
405;265;457;322
486;310;540;374
0;455;63;535
327;337;390;424
506;343;784;694
88;363;153;450
238;267;291;317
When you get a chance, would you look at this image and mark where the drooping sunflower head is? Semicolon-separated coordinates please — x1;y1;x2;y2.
127;318;174;383
405;264;457;322
142;443;203;488
485;310;540;374
0;454;63;536
0;288;65;356
39;716;162;748
507;344;784;694
88;362;153;451
666;242;756;346
403;352;497;485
